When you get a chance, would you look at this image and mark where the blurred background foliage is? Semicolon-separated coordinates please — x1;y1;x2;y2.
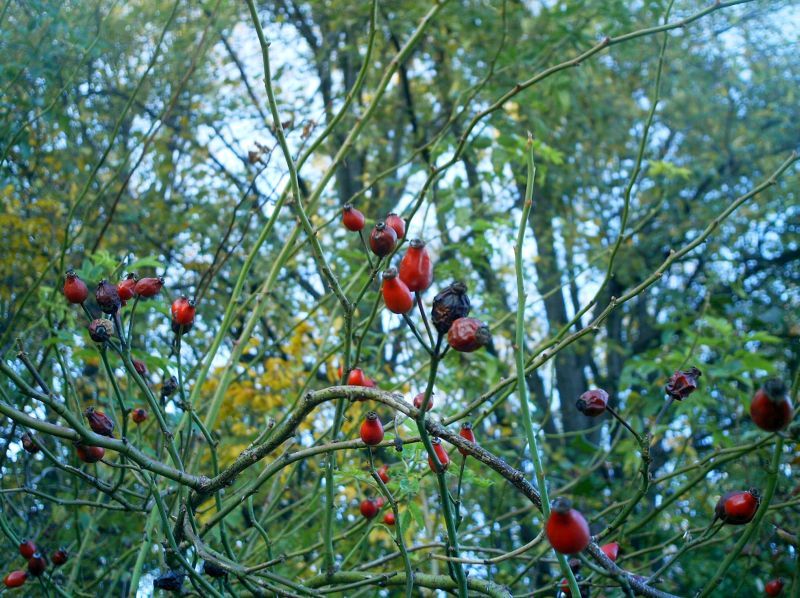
0;0;798;595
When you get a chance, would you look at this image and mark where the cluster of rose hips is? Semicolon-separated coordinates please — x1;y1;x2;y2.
543;367;795;595
61;270;196;461
3;540;68;589
341;204;491;354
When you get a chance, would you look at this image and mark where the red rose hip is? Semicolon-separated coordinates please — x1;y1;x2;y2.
117;273;137;302
413;392;434;411
76;443;105;464
19;540;36;559
381;268;414;314
63;271;89;304
750;379;793;432
27;553;46;577
427;437;450;473
715;489;760;525
576;389;608;417
447;317;491;352
384;213;405;239
765;578;784;596
600;542;620;561
84;407;115;437
458;422;476;456
369;221;397;257
545;498;590;554
131;408;148;424
399;239;433;293
360;412;384;446
21;433;39;454
171;296;196;327
134;276;164;298
377;464;390;483
360;498;378;519
3;570;26;588
51;549;68;566
383;511;396;525
342;204;366;232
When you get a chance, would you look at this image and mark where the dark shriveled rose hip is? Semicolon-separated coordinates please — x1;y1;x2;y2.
84;407;115;437
153;570;185;592
88;318;114;343
665;366;701;400
95;280;121;314
576;389;609;417
431;282;470;334
447;317;490;352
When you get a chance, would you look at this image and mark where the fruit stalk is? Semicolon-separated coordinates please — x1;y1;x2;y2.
514;140;580;596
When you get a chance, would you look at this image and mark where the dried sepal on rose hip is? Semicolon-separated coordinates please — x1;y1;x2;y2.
664;366;701;400
750;378;793;432
88;318;114;343
95;280;121;314
447;317;491;352
715;488;760;525
161;376;179;399
576;389;609;417
341;204;365;232
84;407;115;437
360;412;384;446
431;281;470;334
545;497;590;555
63;270;89;304
381;267;414;314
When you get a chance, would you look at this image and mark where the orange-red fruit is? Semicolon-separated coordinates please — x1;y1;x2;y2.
134;276;164;298
342;204;366;232
117;273;137;302
447;317;491;352
600;542;620;562
369;221;397;257
576;389;608;417
131;408;148;424
360;498;378;519
63;271;89;304
765;578;784;596
458;422;476;456
384;213;406;239
3;571;26;588
19;540;36;559
360;412;384;446
347;368;372;387
51;549;68;566
383;511;396;525
716;489;760;525
76;443;105;464
171;296;196;326
413;392;433;411
27;553;46;577
545;498;590;554
84;407;115;437
399;239;433;293
381;268;413;314
427;438;450;473
750;379;793;432
377;464;390;483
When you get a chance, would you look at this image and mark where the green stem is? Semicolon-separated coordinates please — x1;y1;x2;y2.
514;139;579;596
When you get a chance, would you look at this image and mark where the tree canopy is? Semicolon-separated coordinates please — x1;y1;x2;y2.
0;0;798;596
